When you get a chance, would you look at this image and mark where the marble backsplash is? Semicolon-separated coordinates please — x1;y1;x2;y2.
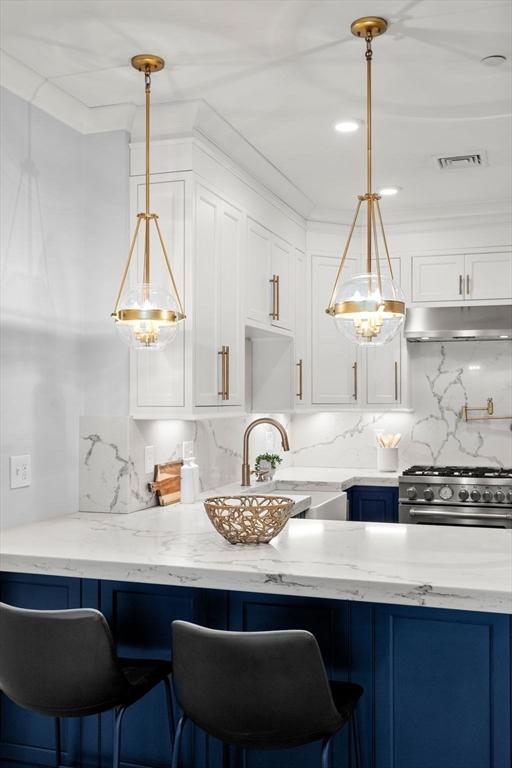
291;340;512;470
80;340;511;513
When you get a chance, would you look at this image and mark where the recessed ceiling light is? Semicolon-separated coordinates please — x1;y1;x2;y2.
334;120;361;133
481;54;507;67
499;335;509;339
379;186;401;196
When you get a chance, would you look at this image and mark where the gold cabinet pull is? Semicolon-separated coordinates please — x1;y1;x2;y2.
459;274;463;295
269;275;280;321
466;274;470;295
296;359;303;400
394;361;399;401
218;346;230;400
352;361;358;400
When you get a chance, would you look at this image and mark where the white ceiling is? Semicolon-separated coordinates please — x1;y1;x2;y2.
1;0;511;222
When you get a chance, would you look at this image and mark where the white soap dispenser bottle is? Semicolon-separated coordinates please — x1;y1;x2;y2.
181;441;200;503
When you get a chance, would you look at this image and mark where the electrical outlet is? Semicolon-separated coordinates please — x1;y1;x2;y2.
144;445;155;474
10;455;31;489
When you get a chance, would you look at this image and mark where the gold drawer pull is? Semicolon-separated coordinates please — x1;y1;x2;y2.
296;359;303;400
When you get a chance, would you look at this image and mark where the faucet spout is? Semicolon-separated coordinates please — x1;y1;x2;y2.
241;418;290;486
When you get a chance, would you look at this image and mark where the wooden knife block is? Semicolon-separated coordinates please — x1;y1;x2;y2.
148;461;183;506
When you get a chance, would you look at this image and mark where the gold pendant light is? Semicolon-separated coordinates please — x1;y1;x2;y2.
112;54;185;349
325;18;405;346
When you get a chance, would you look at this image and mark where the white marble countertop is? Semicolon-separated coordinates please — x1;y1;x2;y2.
273;466;399;490
1;497;510;613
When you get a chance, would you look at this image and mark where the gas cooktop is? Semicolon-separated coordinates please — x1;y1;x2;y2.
402;466;512;479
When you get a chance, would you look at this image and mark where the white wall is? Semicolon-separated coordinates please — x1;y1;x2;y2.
0;87;85;529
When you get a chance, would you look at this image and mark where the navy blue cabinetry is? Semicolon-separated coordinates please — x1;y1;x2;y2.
347;485;398;523
0;572;510;768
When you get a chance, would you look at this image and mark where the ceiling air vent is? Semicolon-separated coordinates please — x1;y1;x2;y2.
436;152;487;170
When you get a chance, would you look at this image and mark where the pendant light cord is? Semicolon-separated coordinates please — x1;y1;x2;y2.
365;33;373;274
144;66;151;291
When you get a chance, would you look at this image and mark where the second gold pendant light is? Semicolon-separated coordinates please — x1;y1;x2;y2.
325;17;406;346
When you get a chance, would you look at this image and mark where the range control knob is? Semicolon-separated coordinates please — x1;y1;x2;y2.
507;491;512;503
423;487;434;502
495;491;505;503
470;489;481;502
458;488;469;501
482;490;492;502
406;487;418;500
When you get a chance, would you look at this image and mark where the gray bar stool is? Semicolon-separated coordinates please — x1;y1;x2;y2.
0;602;174;768
171;620;363;768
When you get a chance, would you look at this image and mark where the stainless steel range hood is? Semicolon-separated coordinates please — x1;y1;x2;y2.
405;305;512;342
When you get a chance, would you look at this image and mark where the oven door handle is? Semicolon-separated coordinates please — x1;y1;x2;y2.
409;509;512;521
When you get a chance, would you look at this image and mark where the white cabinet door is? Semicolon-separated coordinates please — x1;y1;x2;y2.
246;219;272;325
366;334;401;405
194;185;243;407
294;249;307;405
366;257;402;405
465;252;512;300
311;255;359;405
194;187;221;406
134;179;186;408
218;202;243;406
412;254;465;302
271;237;294;331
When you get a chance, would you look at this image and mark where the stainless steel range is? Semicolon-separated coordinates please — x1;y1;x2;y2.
399;466;512;528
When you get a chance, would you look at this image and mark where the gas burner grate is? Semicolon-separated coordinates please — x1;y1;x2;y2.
402;465;512;479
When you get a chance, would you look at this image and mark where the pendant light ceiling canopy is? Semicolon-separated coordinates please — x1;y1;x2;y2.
112;54;185;350
325;17;405;346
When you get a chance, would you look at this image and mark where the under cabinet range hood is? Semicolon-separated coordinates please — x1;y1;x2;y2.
405;306;512;342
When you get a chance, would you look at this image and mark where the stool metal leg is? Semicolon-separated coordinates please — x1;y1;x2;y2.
112;706;127;768
320;734;334;768
54;717;62;768
172;714;188;768
163;675;175;743
222;741;230;768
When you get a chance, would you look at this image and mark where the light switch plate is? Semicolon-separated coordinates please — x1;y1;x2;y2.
10;455;31;488
144;445;155;474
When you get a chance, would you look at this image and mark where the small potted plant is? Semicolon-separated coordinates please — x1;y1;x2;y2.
254;453;282;480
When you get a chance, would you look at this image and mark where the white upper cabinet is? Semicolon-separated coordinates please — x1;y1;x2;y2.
132;177;186;410
412;252;512;304
294;249;308;407
365;257;403;406
246;218;294;331
412;254;465;302
465;252;512;300
194;185;243;408
311;255;359;405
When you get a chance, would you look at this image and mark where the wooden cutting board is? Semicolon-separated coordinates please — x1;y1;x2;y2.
148;460;183;506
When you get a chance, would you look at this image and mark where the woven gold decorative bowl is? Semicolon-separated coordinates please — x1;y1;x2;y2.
204;495;294;544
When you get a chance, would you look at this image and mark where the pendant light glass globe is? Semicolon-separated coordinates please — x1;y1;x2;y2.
114;284;180;349
332;272;405;346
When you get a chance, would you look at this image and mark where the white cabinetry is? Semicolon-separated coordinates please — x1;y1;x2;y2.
311;255;359;405
412;252;512;303
294;249;307;407
246;219;294;331
194;185;243;408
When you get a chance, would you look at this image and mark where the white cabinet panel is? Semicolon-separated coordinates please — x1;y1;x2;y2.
246;220;272;325
134;179;185;408
194;185;243;407
311;255;359;405
218;203;243;406
366;335;401;405
366;257;402;406
271;238;294;331
465;252;512;300
412;255;465;302
294;249;307;405
194;189;221;406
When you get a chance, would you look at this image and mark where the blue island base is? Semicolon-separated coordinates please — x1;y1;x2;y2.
0;572;510;768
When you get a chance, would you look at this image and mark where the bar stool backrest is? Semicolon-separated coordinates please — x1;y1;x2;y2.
171;620;341;749
0;602;130;717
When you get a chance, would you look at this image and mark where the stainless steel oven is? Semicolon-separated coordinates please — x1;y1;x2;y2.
399;466;512;529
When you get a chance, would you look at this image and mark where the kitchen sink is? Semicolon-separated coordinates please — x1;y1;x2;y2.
241;481;347;521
